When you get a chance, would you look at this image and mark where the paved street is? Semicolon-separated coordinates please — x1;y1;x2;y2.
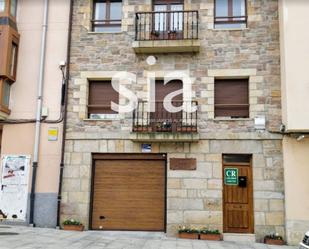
0;226;298;249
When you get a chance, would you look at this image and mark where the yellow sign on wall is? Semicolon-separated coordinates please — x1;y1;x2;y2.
48;127;58;141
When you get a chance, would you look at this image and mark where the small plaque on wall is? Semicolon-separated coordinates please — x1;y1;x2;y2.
170;158;197;171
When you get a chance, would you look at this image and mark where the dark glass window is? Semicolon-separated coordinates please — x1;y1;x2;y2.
10;0;17;17
2;80;11;108
215;0;247;29
92;0;122;32
223;154;251;164
0;0;5;12
10;43;18;78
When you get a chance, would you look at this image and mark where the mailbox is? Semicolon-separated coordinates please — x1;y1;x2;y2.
238;176;247;187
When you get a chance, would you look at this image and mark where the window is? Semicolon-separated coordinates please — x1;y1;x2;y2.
2;80;11;108
0;0;5;12
92;0;122;32
215;0;247;29
10;43;18;78
10;0;17;17
88;81;119;119
214;78;249;118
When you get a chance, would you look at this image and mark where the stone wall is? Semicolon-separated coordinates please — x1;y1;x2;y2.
61;138;284;242
67;0;281;136
62;0;284;243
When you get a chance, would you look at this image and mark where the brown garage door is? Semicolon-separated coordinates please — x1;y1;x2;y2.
91;154;166;231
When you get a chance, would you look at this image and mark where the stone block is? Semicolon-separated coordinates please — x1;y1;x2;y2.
62;179;81;192
167;179;181;189
63;166;79;178
167;211;183;224
254;199;269;212
203;199;222;211
80;165;91;178
255;212;266;225
205;154;222;162
167;189;187;198
207;179;222;190
183;179;207;189
210;140;263;154
99;140;108;152
212;163;222;179
74;140;99;152
168;198;204;210
71;153;83;165
266;212;285;226
184;211;222;224
269;200;284;211
189;140;209;153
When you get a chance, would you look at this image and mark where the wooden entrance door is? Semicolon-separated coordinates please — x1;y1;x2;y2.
91;154;166;231
223;155;254;233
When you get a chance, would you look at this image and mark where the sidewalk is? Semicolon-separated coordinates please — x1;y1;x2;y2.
0;226;298;249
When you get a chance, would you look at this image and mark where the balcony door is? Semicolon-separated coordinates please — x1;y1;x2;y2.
151;80;183;132
153;0;184;40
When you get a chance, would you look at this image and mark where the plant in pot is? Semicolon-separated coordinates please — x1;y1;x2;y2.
199;228;222;241
62;219;84;231
264;233;285;245
168;30;177;40
178;226;199;240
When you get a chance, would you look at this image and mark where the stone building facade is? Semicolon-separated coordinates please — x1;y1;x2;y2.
61;0;284;242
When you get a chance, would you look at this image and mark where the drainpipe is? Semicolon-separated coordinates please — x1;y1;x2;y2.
56;0;73;228
29;0;49;226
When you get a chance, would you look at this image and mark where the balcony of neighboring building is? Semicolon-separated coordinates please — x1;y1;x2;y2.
0;0;19;120
130;100;199;142
132;10;200;54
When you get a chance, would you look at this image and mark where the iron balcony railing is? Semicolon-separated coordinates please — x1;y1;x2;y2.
132;101;198;133
135;10;199;41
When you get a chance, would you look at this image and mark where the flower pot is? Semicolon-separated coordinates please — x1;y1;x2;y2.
178;232;199;240
63;224;84;231
176;127;197;132
264;238;285;245
200;233;222;241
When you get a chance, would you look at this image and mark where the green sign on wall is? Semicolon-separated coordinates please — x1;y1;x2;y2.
224;168;239;185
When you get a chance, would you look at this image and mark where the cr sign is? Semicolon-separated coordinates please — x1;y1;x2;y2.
224;168;238;185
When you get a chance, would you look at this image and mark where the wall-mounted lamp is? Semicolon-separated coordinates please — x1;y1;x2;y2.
296;135;305;141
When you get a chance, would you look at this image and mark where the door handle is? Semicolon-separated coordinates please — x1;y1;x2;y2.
99;216;105;220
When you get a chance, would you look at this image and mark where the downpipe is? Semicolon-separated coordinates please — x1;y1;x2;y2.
29;0;49;226
56;0;74;228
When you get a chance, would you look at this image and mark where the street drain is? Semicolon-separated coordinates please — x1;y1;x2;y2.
0;232;19;235
0;226;11;229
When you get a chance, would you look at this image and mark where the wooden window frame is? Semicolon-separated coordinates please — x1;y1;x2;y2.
214;78;249;119
214;0;247;27
152;0;184;10
92;0;122;32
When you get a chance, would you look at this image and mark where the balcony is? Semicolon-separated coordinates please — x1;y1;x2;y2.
130;101;199;142
132;10;200;54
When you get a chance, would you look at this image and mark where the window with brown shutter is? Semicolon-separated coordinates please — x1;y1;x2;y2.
88;81;119;118
214;78;249;118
